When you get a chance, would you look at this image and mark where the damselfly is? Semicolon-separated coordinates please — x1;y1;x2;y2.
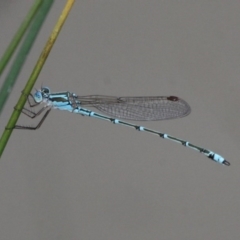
12;87;230;166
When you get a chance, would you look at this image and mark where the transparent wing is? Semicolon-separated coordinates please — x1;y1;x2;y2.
77;95;191;121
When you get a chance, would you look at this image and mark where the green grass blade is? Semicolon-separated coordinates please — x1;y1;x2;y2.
0;0;42;76
0;0;54;115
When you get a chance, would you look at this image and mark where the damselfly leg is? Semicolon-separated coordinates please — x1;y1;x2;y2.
7;93;51;130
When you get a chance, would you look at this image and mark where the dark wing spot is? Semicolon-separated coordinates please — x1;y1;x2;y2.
167;96;179;101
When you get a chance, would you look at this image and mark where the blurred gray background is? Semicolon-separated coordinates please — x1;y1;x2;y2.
0;1;239;239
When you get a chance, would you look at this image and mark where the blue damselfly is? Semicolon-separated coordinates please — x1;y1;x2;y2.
11;87;230;166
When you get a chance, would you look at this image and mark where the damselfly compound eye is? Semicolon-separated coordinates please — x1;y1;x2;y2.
42;87;50;94
33;91;43;103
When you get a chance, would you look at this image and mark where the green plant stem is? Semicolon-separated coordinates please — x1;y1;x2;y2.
0;0;75;158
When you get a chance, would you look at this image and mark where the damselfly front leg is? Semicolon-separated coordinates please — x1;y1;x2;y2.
7;91;52;130
14;92;43;118
26;92;41;108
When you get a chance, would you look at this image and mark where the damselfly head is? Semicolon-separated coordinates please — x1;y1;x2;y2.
33;91;43;103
